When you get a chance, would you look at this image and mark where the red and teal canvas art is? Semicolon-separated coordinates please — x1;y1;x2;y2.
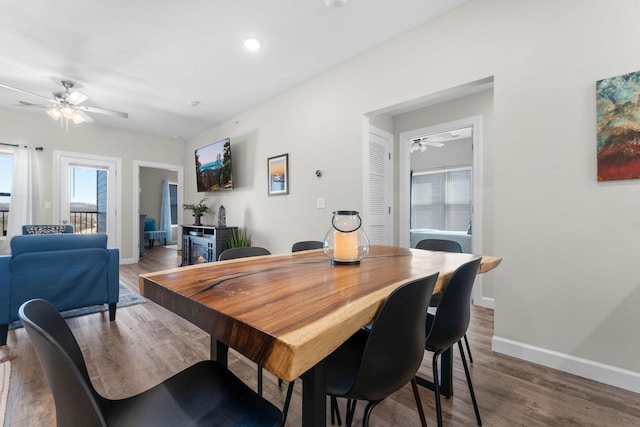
597;71;640;181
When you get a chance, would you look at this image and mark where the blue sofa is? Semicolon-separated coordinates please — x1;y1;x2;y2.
0;233;119;345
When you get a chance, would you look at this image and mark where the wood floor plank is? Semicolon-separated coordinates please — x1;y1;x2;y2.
1;245;639;426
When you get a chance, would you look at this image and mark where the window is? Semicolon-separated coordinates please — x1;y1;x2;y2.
411;167;472;231
169;183;178;225
70;166;100;234
0;153;14;236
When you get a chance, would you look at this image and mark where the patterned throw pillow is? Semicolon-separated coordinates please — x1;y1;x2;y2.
25;225;68;235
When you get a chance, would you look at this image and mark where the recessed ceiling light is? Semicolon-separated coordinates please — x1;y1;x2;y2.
325;0;349;9
243;37;262;51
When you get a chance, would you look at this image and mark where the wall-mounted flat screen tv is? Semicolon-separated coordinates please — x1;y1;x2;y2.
195;137;233;192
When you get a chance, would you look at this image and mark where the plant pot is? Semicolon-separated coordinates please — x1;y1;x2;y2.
193;214;203;226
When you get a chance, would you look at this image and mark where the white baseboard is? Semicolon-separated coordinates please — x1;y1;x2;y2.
492;336;640;394
474;296;494;309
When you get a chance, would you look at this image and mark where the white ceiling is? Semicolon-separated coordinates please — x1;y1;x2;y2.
0;0;467;140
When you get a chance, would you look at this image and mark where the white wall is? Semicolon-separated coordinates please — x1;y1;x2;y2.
0;107;184;261
183;0;640;390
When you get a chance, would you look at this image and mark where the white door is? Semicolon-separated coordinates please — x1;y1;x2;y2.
54;151;120;248
366;126;393;245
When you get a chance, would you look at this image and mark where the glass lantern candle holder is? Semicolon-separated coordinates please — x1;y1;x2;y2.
323;210;370;265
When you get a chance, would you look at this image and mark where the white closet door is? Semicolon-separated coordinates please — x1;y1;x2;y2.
366;127;393;245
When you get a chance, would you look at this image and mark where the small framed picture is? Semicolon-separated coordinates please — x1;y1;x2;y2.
267;153;289;196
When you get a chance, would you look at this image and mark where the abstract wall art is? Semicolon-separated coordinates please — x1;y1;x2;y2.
597;70;640;181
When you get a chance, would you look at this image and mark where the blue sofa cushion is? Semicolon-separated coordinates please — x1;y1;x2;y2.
144;218;157;231
11;234;107;256
10;248;110;318
0;233;119;332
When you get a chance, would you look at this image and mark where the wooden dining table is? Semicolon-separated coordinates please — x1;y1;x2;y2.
140;245;502;426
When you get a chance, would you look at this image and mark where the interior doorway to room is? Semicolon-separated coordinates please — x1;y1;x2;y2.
409;126;473;240
134;160;183;263
399;116;488;307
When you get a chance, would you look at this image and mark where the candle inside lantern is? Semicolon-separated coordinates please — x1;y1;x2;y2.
333;230;358;261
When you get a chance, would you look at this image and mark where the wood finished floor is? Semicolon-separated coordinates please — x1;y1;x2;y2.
2;245;640;426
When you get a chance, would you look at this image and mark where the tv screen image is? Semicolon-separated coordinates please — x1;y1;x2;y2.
195;138;233;192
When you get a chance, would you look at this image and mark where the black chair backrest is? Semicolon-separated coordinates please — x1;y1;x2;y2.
352;273;438;401
218;247;271;261
19;299;106;426
291;241;324;252
425;257;481;351
415;238;463;253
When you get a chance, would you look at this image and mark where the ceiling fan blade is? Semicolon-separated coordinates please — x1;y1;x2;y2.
423;141;445;148
77;105;128;119
66;90;89;105
17;100;49;108
0;83;58;104
75;109;94;123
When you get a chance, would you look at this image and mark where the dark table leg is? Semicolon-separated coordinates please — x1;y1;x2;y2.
415;346;454;398
440;346;453;397
300;359;327;427
211;337;228;367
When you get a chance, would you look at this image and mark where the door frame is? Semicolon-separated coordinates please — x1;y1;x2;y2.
398;115;492;308
133;160;184;263
53;150;122;250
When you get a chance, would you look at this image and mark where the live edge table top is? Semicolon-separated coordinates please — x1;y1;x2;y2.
140;245;501;382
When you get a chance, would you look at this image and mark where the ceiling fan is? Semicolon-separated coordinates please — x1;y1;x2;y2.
409;136;445;153
0;80;128;125
409;128;473;153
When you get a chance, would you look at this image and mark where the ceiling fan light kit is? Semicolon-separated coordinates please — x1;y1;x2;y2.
46;107;61;121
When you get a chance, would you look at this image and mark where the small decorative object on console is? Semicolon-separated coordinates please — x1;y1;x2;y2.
217;205;226;227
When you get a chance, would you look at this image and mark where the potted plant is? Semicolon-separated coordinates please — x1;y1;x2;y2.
226;228;252;249
183;198;211;226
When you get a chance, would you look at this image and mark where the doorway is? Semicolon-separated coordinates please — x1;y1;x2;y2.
133;160;184;263
399;116;491;307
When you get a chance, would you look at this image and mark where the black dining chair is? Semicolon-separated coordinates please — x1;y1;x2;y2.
291;240;324;252
326;273;439;427
415;238;474;363
218;246;272;260
422;257;482;427
217;245;272;396
415;238;463;253
19;299;284;427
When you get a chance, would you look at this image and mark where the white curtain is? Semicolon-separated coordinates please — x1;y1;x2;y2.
1;146;41;254
159;179;173;244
